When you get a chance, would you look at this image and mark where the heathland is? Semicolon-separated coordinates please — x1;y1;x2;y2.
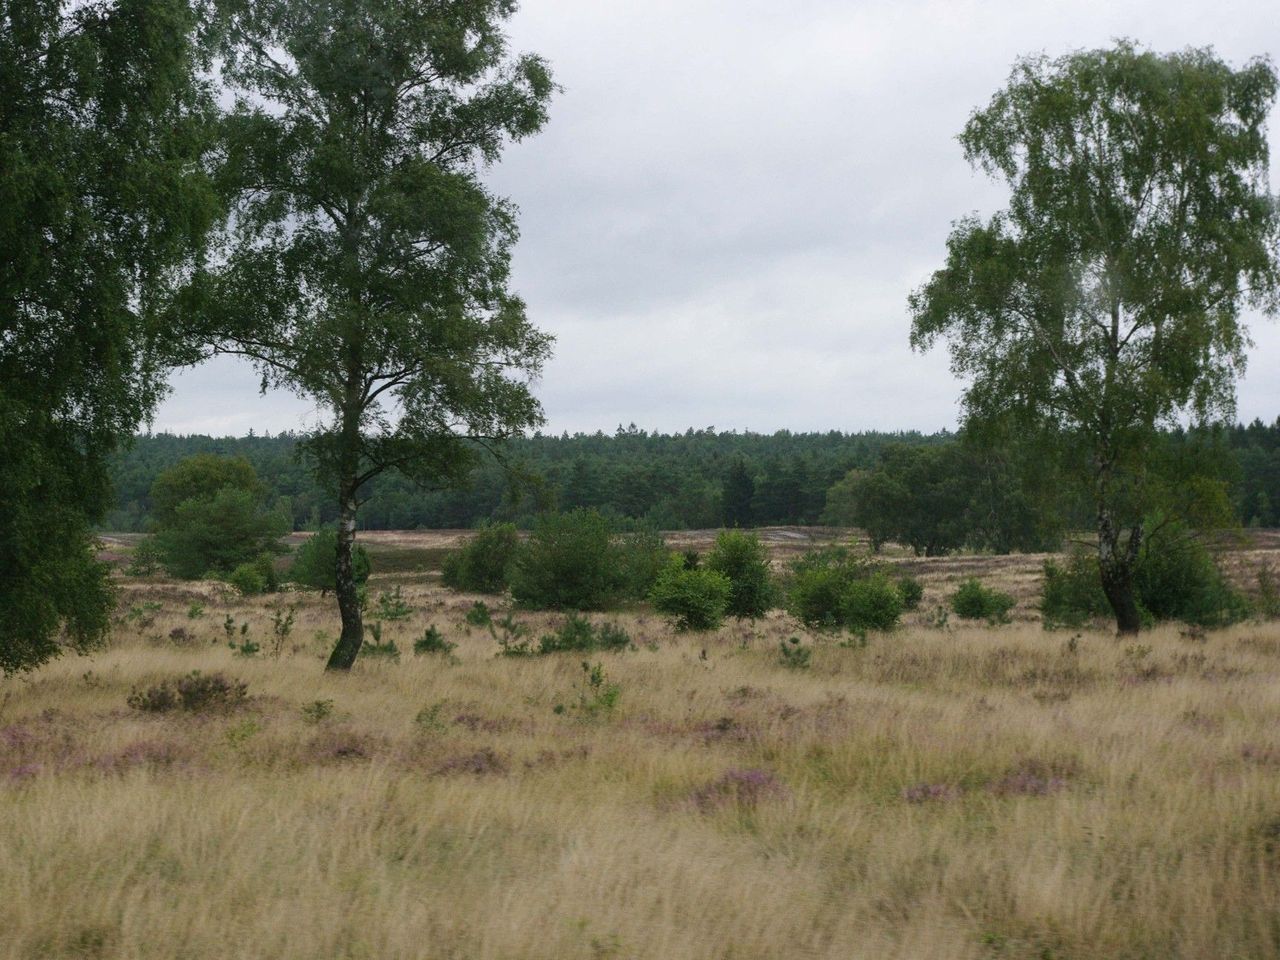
3;530;1279;960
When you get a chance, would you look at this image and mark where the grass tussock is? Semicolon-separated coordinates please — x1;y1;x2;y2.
3;566;1280;960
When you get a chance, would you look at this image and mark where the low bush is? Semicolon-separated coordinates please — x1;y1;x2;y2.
842;575;905;631
127;672;248;713
649;557;731;631
949;578;1016;623
510;510;621;610
615;526;672;600
1040;552;1111;628
414;625;457;655
441;523;519;594
706;530;775;619
897;576;924;611
1040;529;1251;630
536;614;632;655
786;548;899;632
289;528;370;594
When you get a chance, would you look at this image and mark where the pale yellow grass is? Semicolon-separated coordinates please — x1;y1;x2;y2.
2;573;1280;959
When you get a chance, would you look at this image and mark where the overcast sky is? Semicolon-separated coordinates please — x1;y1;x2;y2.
153;0;1280;437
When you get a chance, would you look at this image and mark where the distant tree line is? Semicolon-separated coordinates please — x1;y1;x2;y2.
105;420;1280;542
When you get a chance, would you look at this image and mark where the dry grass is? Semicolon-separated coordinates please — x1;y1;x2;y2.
4;544;1280;959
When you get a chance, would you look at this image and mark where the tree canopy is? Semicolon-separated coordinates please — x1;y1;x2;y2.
910;42;1280;631
0;0;219;672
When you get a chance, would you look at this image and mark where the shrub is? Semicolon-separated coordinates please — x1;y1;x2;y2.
289;528;370;594
464;601;492;627
538;615;632;654
706;530;775;619
785;548;898;631
1040;531;1251;630
842;575;905;631
950;578;1016;623
1040;552;1111;628
153;485;288;580
615;526;672;600
440;523;519;594
897;576;924;611
126;537;164;577
778;636;812;669
510;510;622;610
649;557;731;631
127;672;248;713
414;625;457;655
227;559;267;596
1135;528;1250;627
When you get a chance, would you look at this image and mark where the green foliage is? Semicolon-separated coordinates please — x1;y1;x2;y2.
1041;553;1112;629
289;528;370;593
1135;528;1251;628
706;530;775;619
374;586;413;623
910;42;1280;632
204;0;556;670
413;626;457;656
785;548;899;631
126;538;165;577
615;526;672;600
150;454;263;528
554;661;621;719
841;576;905;631
949;579;1016;624
464;601;493;628
151;473;287;580
778;636;812;669
227;561;267;597
1042;532;1252;629
441;524;520;594
648;557;731;632
897;577;924;611
510;510;622;611
539;616;632;655
0;0;219;673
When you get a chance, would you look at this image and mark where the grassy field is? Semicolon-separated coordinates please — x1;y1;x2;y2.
4;532;1280;959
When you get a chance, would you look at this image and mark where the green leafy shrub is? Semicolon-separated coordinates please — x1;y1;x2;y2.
440;523;519;594
1135;528;1250;627
842;575;905;631
152;485;288;580
950;578;1016;623
615;526;672;600
464;601;492;627
228;560;267;596
510;510;622;610
126;537;164;577
786;548;898;631
289;528;370;594
707;530;775;619
778;636;812;669
649;557;731;631
897;576;924;611
1040;552;1111;628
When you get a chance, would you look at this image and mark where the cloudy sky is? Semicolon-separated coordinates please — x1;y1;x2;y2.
153;0;1280;437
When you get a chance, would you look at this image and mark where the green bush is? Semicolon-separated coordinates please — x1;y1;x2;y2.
897;576;924;611
289;528;370;594
1040;530;1251;630
842;575;905;631
1040;552;1111;628
496;614;632;657
949;578;1016;623
414;625;456;655
706;530;775;619
614;526;672;600
1135;529;1251;628
649;557;731;631
785;548;891;630
441;523;519;594
510;510;622;610
227;553;280;596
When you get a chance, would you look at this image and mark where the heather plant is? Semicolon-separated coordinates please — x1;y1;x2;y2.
706;530;775;619
648;557;731;631
127;672;248;713
950;578;1016;624
301;700;334;725
440;523;519;594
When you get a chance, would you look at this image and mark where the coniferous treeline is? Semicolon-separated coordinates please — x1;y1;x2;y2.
105;419;1280;533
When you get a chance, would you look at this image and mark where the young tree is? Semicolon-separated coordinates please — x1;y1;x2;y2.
910;43;1279;633
721;457;755;528
0;0;218;672
201;0;554;668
